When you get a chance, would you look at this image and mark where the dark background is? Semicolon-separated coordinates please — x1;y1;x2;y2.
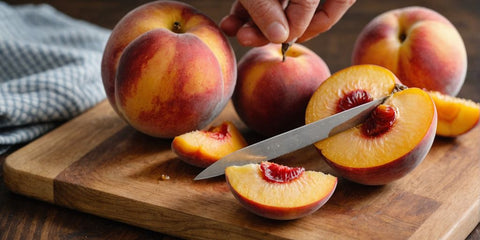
1;0;479;239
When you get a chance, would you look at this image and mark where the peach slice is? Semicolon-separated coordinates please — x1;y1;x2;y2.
171;121;247;168
306;65;398;122
225;162;337;220
428;91;480;137
306;65;437;185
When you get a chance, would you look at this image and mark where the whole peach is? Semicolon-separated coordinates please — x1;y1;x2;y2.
233;43;330;137
352;6;467;96
101;1;236;138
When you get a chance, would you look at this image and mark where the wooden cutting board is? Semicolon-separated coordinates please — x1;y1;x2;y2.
3;100;480;240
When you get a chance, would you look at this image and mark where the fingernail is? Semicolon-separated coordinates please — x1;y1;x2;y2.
265;22;288;43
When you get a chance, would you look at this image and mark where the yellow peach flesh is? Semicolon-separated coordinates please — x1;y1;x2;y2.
172;122;247;167
315;88;436;168
226;164;336;208
173;132;229;160
428;91;480;136
306;64;397;122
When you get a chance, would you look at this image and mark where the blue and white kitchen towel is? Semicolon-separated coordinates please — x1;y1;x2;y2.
0;2;110;154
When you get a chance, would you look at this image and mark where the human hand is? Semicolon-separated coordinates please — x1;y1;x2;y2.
220;0;356;46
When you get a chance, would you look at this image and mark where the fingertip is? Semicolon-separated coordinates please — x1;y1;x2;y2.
220;15;244;37
298;0;356;42
236;25;270;46
297;32;319;43
284;0;320;42
235;0;289;43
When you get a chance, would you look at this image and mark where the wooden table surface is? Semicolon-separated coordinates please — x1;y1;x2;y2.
1;0;479;239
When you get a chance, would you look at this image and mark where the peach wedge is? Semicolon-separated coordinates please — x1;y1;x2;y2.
225;162;337;220
428;91;480;137
306;65;437;185
172;121;247;168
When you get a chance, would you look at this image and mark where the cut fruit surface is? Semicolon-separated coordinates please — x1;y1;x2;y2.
306;64;397;122
316;88;436;168
171;121;247;168
305;65;437;185
428;91;480;137
225;162;337;220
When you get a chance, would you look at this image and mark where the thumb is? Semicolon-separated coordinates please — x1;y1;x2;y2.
239;0;289;43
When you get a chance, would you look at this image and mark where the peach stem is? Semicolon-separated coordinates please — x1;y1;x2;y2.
172;21;182;33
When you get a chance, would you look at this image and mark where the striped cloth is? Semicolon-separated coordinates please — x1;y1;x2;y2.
0;2;110;154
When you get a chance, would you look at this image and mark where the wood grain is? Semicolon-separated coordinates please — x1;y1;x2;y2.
4;100;480;240
1;0;480;239
3;101;126;202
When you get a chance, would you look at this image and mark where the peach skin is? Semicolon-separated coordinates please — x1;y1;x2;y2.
101;1;236;138
352;6;467;96
233;43;330;137
428;91;480;137
226;162;337;220
171;121;248;168
306;65;437;185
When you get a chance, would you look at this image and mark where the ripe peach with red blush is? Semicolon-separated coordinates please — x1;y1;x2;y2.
352;6;467;96
233;43;330;137
101;1;236;138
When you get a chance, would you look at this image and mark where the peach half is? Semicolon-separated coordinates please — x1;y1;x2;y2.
225;162;337;220
171;121;247;168
306;65;437;185
428;91;480;137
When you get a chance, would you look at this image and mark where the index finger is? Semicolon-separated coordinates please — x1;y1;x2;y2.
284;0;320;42
239;0;289;43
298;0;356;42
220;1;250;37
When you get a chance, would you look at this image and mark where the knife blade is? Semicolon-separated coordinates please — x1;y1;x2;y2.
194;95;389;180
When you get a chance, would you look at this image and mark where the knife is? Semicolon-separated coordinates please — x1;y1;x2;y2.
194;95;389;180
